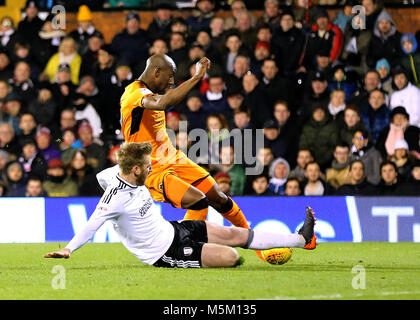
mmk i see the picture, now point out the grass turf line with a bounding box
[1,242,420,300]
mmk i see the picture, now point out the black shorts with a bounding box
[153,220,208,268]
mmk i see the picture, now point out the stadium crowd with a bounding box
[0,0,419,198]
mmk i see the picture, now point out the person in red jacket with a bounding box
[302,8,343,70]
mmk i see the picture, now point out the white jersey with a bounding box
[66,166,174,265]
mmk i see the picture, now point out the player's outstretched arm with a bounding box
[142,57,211,111]
[44,248,71,259]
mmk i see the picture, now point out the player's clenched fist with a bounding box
[194,57,211,79]
[44,248,71,259]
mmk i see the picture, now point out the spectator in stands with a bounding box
[270,9,305,77]
[0,149,9,178]
[105,0,147,8]
[110,12,149,67]
[301,161,334,196]
[17,112,37,145]
[71,94,102,139]
[0,122,20,156]
[18,138,47,179]
[175,131,191,156]
[359,88,390,144]
[367,11,403,69]
[363,0,384,31]
[43,158,78,197]
[34,13,66,68]
[268,157,290,195]
[17,1,44,46]
[214,172,232,196]
[219,145,245,196]
[166,111,180,132]
[79,31,105,77]
[284,177,302,196]
[206,114,230,166]
[168,32,189,66]
[225,54,250,91]
[338,105,369,148]
[43,37,82,85]
[299,104,339,170]
[208,16,226,58]
[263,119,288,160]
[327,89,346,122]
[170,17,195,47]
[376,58,393,95]
[182,90,207,132]
[398,160,420,195]
[224,0,256,30]
[59,127,83,164]
[233,108,252,131]
[69,148,103,197]
[349,129,382,185]
[50,63,76,111]
[299,71,330,122]
[302,8,343,70]
[55,108,77,142]
[399,33,420,87]
[328,64,356,101]
[2,92,23,135]
[333,0,355,33]
[222,32,248,75]
[186,0,215,33]
[147,3,173,43]
[2,160,26,197]
[289,149,313,182]
[257,0,281,28]
[201,75,229,114]
[27,81,57,129]
[0,51,13,81]
[25,175,48,197]
[235,11,257,52]
[389,67,420,128]
[9,61,36,105]
[69,5,101,56]
[35,126,60,164]
[388,139,416,180]
[326,143,351,189]
[376,106,420,158]
[107,145,120,167]
[260,58,293,108]
[272,101,299,166]
[336,160,378,195]
[0,180,7,196]
[377,160,406,195]
[0,16,18,56]
[348,70,381,108]
[252,174,276,196]
[77,121,107,172]
[251,41,270,76]
[11,42,41,80]
[242,72,271,128]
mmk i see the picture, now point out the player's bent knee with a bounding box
[201,244,240,268]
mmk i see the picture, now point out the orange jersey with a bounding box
[120,80,182,170]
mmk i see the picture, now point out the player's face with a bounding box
[135,155,152,186]
[156,66,175,94]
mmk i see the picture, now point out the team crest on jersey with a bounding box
[183,247,193,256]
[139,88,152,96]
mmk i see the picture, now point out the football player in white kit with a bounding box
[44,142,317,268]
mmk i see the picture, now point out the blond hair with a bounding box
[117,142,153,175]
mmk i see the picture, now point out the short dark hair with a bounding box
[335,142,350,150]
[380,160,398,173]
[350,159,364,171]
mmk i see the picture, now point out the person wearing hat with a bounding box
[182,89,208,131]
[366,10,403,70]
[399,33,420,87]
[3,160,27,197]
[79,31,105,77]
[77,120,107,172]
[17,1,44,46]
[110,12,149,67]
[389,66,420,128]
[43,157,78,197]
[376,106,420,158]
[302,7,343,69]
[263,118,288,160]
[375,58,393,95]
[299,71,330,122]
[328,64,357,101]
[299,103,340,171]
[27,82,57,130]
[3,92,24,135]
[388,139,417,180]
[147,2,173,43]
[68,5,102,56]
[33,13,66,67]
[214,172,232,196]
[35,125,61,164]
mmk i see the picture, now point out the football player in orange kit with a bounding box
[120,54,250,230]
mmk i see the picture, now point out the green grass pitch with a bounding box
[1,242,420,300]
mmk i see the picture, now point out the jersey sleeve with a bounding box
[96,165,120,191]
[65,188,123,252]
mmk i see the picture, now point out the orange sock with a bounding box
[183,208,209,221]
[220,198,250,229]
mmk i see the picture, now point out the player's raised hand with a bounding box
[44,248,71,259]
[194,57,211,79]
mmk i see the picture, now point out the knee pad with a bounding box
[188,197,209,210]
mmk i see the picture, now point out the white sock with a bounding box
[246,230,306,249]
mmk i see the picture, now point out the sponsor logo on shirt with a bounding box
[139,198,153,217]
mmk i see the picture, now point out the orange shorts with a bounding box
[145,155,215,208]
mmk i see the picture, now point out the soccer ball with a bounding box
[260,248,293,265]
